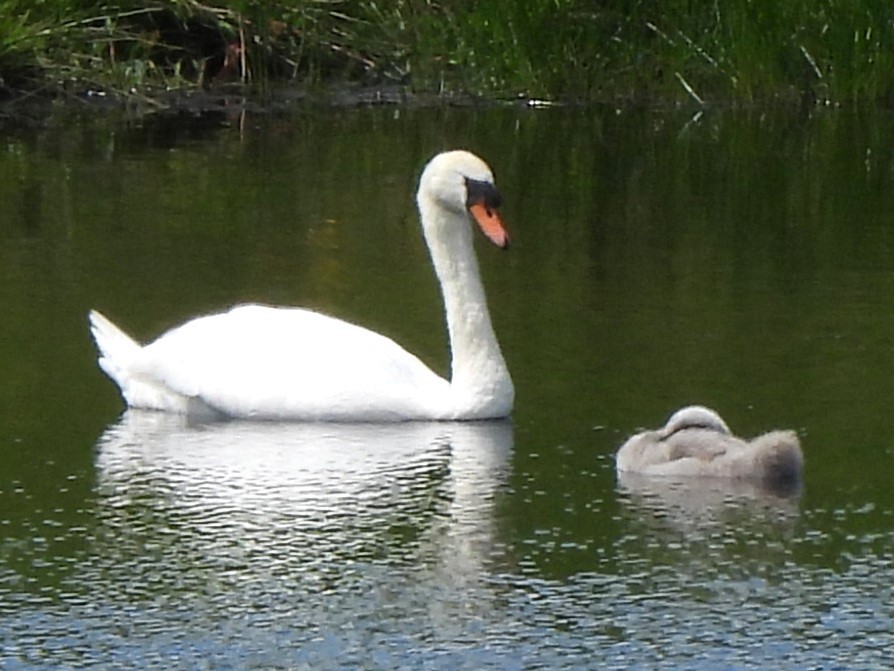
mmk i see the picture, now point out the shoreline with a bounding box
[4,2,894,123]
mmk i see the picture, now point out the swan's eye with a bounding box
[465,178,502,214]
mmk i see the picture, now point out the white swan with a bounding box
[89,150,514,421]
[615,405,803,482]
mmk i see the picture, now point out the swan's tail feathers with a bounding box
[89,309,142,387]
[88,310,209,415]
[752,430,804,484]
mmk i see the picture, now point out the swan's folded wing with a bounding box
[665,432,732,462]
[135,304,450,420]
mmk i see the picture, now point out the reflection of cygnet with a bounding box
[616,405,803,483]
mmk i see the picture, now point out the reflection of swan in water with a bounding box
[91,412,514,604]
[617,469,801,520]
[615,471,801,583]
[616,405,803,485]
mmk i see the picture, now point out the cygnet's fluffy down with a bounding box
[615,405,803,483]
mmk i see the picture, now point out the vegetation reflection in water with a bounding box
[2,105,894,668]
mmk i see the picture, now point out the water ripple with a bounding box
[3,413,894,668]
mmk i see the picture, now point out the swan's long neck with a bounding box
[420,199,513,418]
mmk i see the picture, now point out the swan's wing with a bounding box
[133,304,450,420]
[665,431,735,462]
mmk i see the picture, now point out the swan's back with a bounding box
[94,305,451,421]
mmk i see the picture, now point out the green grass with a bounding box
[3,0,894,107]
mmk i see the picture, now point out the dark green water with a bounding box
[2,103,894,668]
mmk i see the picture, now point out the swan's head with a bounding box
[660,405,731,440]
[417,150,510,249]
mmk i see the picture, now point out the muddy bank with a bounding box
[0,81,548,131]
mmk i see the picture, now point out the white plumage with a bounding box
[89,150,513,421]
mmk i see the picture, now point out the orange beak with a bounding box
[469,202,510,249]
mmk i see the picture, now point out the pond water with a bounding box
[2,101,894,668]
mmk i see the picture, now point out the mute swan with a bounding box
[89,150,514,421]
[615,405,803,482]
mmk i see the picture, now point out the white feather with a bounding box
[89,150,513,421]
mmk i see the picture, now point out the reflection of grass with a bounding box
[2,1,894,105]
